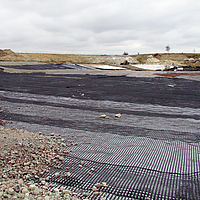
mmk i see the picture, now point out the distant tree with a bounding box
[123,52,128,55]
[165,45,170,53]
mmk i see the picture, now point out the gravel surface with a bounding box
[0,127,85,199]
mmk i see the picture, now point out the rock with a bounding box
[59,156,64,161]
[41,180,46,185]
[66,190,72,195]
[61,142,66,147]
[80,161,86,165]
[13,185,20,193]
[3,194,11,198]
[95,183,102,187]
[93,191,101,195]
[29,184,37,191]
[17,193,24,198]
[60,186,65,191]
[54,193,61,198]
[62,190,67,194]
[66,172,71,177]
[18,179,23,186]
[115,113,122,118]
[32,187,40,195]
[83,192,90,197]
[146,56,160,64]
[21,187,29,194]
[54,188,59,193]
[92,186,98,192]
[50,133,55,136]
[55,172,60,178]
[102,182,108,187]
[6,188,15,195]
[1,184,7,190]
[99,114,107,118]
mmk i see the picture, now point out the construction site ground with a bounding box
[0,64,200,199]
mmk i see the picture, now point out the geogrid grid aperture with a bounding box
[40,133,200,200]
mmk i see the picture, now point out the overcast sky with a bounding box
[0,0,200,54]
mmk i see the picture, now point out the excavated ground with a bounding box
[0,65,200,199]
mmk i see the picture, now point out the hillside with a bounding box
[0,49,200,70]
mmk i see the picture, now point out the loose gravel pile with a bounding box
[0,127,83,200]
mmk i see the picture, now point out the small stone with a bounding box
[7,188,15,195]
[79,164,83,168]
[91,168,95,171]
[50,133,55,136]
[61,143,66,147]
[83,192,90,197]
[3,194,11,198]
[24,192,29,198]
[41,180,46,185]
[32,188,40,195]
[45,182,49,187]
[95,183,102,187]
[93,191,101,195]
[17,193,24,198]
[54,188,59,193]
[115,113,122,118]
[59,156,64,161]
[60,186,65,191]
[24,162,30,166]
[66,190,72,195]
[29,184,36,191]
[55,172,60,178]
[80,161,86,165]
[54,193,61,198]
[21,188,29,194]
[1,184,7,190]
[66,172,71,177]
[62,190,67,194]
[99,114,107,118]
[13,185,20,193]
[92,186,98,192]
[102,182,108,187]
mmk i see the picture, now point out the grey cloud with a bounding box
[0,0,200,54]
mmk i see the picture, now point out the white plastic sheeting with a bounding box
[131,64,166,71]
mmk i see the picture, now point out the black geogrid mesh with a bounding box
[40,154,200,200]
[1,72,199,199]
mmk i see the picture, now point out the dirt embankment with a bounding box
[0,49,200,70]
